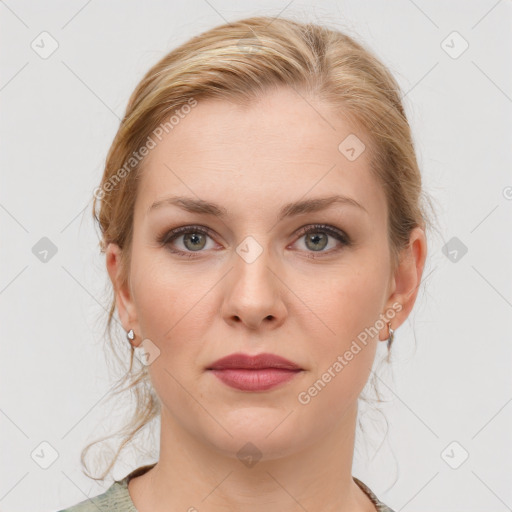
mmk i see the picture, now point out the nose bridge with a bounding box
[222,233,285,329]
[233,235,276,300]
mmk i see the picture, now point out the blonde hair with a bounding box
[83,14,437,480]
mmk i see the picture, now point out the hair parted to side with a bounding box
[84,14,437,481]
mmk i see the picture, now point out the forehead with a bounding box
[135,87,387,221]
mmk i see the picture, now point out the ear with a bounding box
[379,226,428,341]
[105,242,141,346]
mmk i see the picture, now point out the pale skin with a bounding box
[106,86,427,512]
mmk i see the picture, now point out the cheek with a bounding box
[129,255,229,397]
[130,264,214,421]
[294,345,375,443]
[294,261,388,350]
[131,244,213,336]
[291,258,387,408]
[295,275,381,420]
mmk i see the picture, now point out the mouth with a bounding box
[207,352,302,371]
[207,368,303,391]
[206,352,304,391]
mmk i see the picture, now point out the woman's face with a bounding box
[107,86,422,460]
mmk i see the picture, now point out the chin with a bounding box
[201,412,308,461]
[209,430,307,464]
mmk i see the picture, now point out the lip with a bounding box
[207,352,302,371]
[206,353,303,392]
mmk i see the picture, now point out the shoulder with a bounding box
[54,463,159,512]
[376,504,396,512]
[378,506,396,512]
[55,479,135,512]
[353,476,396,512]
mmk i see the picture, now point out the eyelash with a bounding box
[156,224,351,259]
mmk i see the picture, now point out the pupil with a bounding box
[184,233,205,251]
[307,233,327,251]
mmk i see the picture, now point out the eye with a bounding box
[157,223,351,259]
[157,225,217,258]
[292,224,351,258]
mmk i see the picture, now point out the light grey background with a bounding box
[1,1,511,511]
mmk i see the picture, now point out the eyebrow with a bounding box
[147,194,368,220]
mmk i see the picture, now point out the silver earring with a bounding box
[387,325,395,351]
[126,329,135,346]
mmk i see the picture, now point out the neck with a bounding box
[128,401,376,512]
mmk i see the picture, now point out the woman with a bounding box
[58,14,431,512]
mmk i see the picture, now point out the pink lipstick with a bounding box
[207,352,303,391]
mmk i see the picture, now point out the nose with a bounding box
[220,244,287,331]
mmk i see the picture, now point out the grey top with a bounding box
[57,463,395,512]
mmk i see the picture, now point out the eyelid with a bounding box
[158,223,350,257]
[294,224,350,244]
[157,224,216,246]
